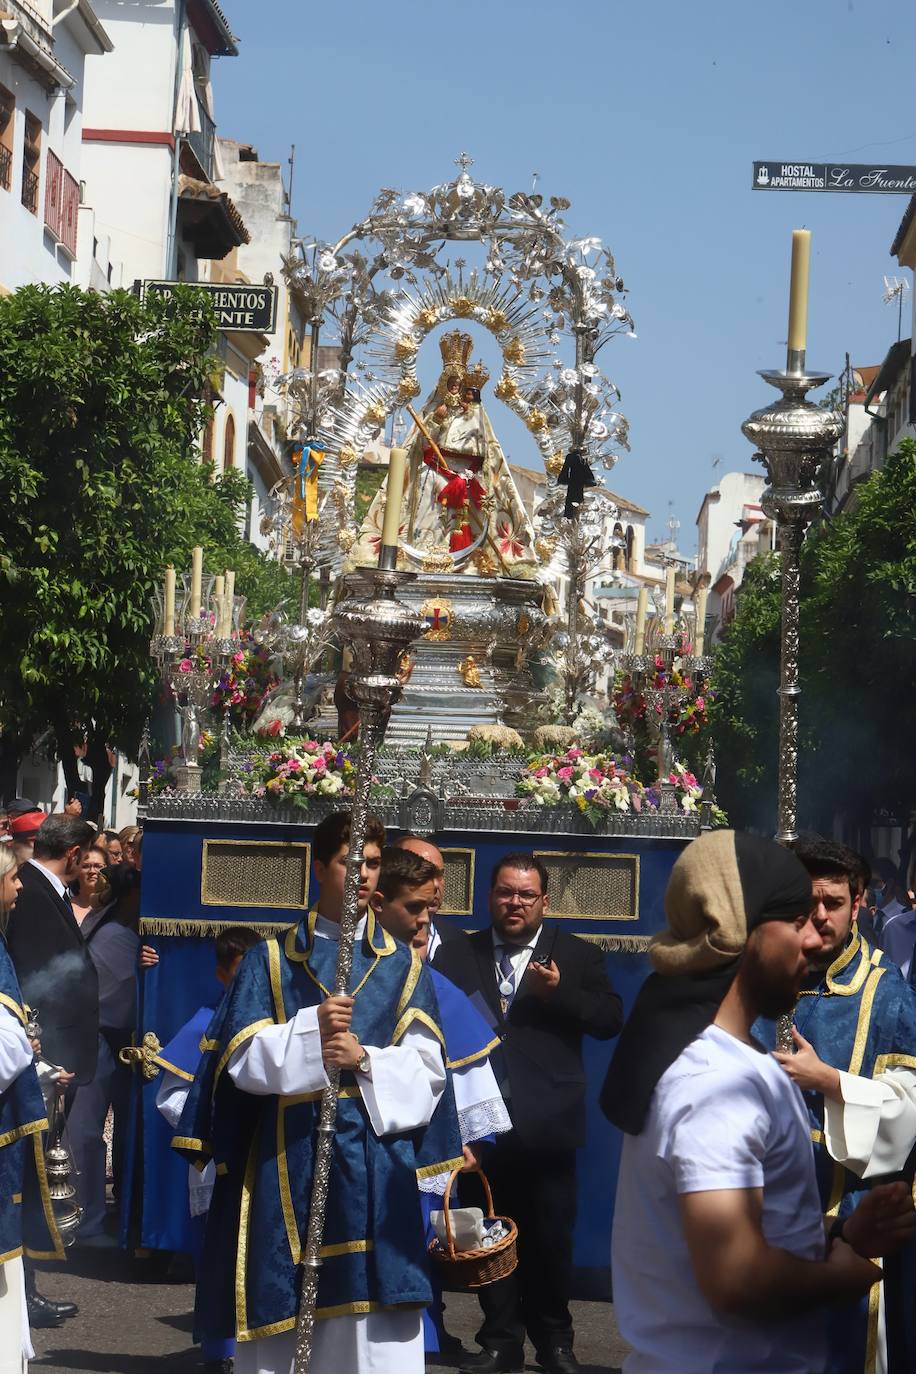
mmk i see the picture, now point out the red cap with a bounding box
[9,810,45,837]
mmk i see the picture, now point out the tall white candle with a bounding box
[787,229,811,356]
[224,570,236,637]
[190,546,203,621]
[163,565,176,637]
[664,567,676,634]
[694,588,708,656]
[634,586,648,655]
[380,447,407,551]
[213,574,225,636]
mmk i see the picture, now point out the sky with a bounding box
[213,0,916,551]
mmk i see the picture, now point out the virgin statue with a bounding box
[347,330,538,577]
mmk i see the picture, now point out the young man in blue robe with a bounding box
[173,812,462,1374]
[370,846,512,1353]
[0,856,63,1367]
[757,835,916,1374]
[156,925,262,1374]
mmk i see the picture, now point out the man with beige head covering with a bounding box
[604,831,915,1374]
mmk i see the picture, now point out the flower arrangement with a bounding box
[210,631,279,729]
[516,749,715,827]
[517,748,645,825]
[613,659,713,739]
[252,740,356,806]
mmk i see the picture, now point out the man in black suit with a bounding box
[5,811,97,1327]
[6,812,99,1087]
[435,852,623,1374]
[394,832,469,960]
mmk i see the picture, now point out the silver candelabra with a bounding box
[293,566,424,1374]
[742,362,843,842]
[149,575,246,794]
[620,629,712,811]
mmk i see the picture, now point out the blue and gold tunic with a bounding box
[757,927,916,1373]
[0,937,63,1267]
[174,910,462,1345]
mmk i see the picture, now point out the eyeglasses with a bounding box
[81,864,104,873]
[493,888,543,907]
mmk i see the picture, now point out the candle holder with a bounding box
[741,365,843,841]
[620,625,712,810]
[293,566,424,1374]
[149,574,246,794]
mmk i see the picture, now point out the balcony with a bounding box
[21,168,38,213]
[186,101,216,181]
[0,144,11,191]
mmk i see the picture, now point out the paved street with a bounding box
[30,1250,629,1373]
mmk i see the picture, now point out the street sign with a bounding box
[753,162,916,195]
[143,280,278,332]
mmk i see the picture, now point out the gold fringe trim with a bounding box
[579,934,652,953]
[448,1036,501,1070]
[140,918,295,938]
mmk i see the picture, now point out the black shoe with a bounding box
[201,1362,233,1374]
[459,1349,525,1374]
[48,1297,79,1319]
[440,1329,465,1354]
[26,1293,66,1329]
[537,1348,580,1374]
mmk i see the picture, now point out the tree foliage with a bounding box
[0,283,291,809]
[710,439,916,836]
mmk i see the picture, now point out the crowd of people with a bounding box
[0,800,915,1374]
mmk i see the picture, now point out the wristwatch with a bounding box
[355,1046,371,1074]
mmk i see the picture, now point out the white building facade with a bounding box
[0,0,112,295]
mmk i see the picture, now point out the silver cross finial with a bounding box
[455,151,474,176]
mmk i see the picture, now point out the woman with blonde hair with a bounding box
[0,847,63,1369]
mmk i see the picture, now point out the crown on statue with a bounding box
[464,358,490,392]
[439,329,474,373]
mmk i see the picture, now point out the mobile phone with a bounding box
[530,924,558,968]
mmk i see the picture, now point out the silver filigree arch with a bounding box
[277,155,635,563]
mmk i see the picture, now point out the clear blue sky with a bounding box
[213,0,916,550]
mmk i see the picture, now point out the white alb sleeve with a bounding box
[358,1020,446,1137]
[155,1073,191,1130]
[0,1002,34,1092]
[227,1005,329,1097]
[824,1066,916,1178]
[452,1058,512,1144]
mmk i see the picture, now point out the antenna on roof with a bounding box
[287,144,296,214]
[883,275,909,341]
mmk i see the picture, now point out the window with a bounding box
[223,413,236,469]
[21,112,40,214]
[0,85,13,193]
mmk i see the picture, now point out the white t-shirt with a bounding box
[612,1024,827,1373]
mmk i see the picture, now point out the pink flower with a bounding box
[534,767,549,778]
[556,766,574,783]
[313,756,327,773]
[588,768,603,781]
[178,658,193,673]
[694,697,705,711]
[566,748,583,759]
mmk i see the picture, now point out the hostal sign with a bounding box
[753,162,916,194]
[143,280,278,333]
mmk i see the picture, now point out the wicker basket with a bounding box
[428,1167,518,1289]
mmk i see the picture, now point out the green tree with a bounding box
[0,283,291,815]
[710,439,916,840]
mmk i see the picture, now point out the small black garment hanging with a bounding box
[557,447,596,517]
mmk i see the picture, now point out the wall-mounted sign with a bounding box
[143,280,278,332]
[753,162,916,195]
